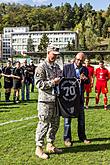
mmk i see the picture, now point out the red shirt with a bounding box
[86,65,94,83]
[95,67,109,81]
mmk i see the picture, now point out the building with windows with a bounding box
[0,34,2,60]
[2,27,29,60]
[2,27,78,60]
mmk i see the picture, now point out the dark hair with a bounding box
[99,60,104,64]
[85,57,90,61]
[7,60,11,63]
[16,61,20,64]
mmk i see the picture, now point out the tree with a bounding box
[97,12,103,37]
[38,33,49,52]
[27,34,35,52]
[80,34,87,50]
[65,41,72,50]
[107,39,110,50]
[102,22,108,38]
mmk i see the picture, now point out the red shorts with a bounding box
[84,84,92,93]
[95,80,108,94]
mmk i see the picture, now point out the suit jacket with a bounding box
[63,63,89,94]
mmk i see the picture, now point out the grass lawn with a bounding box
[0,77,110,165]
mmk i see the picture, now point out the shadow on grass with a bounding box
[74,137,110,143]
[84,96,95,99]
[20,99,38,103]
[91,137,110,142]
[0,110,10,112]
[87,105,104,109]
[27,99,38,103]
[86,104,110,110]
[62,142,110,153]
[48,137,110,155]
[0,102,18,106]
[0,105,20,112]
[0,106,19,109]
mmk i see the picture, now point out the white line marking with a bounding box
[2,122,36,134]
[0,115,37,126]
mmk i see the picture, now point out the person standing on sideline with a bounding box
[0,68,2,101]
[95,60,109,110]
[12,61,23,103]
[2,60,13,102]
[35,44,62,159]
[21,59,31,101]
[84,58,94,109]
[29,60,36,92]
[63,52,91,147]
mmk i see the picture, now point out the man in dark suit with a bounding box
[63,52,91,147]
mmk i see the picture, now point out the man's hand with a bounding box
[51,77,60,85]
[80,73,88,81]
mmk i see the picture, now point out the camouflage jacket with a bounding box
[35,59,62,102]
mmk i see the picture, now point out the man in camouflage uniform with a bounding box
[35,44,62,159]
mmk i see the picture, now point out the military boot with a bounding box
[35,146,48,159]
[46,143,62,154]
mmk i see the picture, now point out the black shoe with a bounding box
[6,100,10,102]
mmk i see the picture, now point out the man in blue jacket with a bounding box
[63,52,91,147]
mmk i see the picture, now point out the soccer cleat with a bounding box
[86,105,88,109]
[35,146,48,159]
[104,105,107,110]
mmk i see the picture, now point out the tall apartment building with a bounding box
[0,34,2,60]
[2,27,78,60]
[2,27,29,60]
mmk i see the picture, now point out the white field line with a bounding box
[0,115,38,126]
[2,122,36,134]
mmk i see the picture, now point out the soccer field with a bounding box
[0,79,110,165]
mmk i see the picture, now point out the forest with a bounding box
[0,2,110,51]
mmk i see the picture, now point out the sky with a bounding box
[0,0,110,11]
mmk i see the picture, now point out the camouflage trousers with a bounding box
[35,102,60,147]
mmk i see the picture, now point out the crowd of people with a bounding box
[0,59,36,103]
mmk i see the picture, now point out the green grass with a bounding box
[0,78,110,165]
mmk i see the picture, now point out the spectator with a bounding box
[0,68,2,100]
[12,61,23,103]
[2,61,13,102]
[21,59,31,101]
[29,60,36,92]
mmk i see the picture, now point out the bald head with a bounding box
[76,52,85,60]
[75,52,85,68]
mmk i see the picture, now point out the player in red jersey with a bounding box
[95,60,109,110]
[84,58,94,109]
